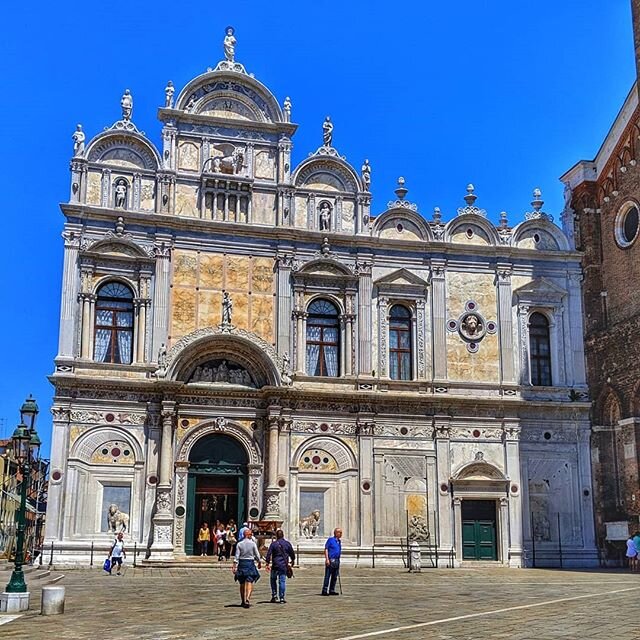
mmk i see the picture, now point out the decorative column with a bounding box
[567,272,587,386]
[452,497,462,566]
[518,304,531,385]
[79,293,94,359]
[499,497,510,565]
[357,417,376,548]
[150,406,175,558]
[344,314,354,376]
[142,408,161,546]
[503,419,523,567]
[133,173,141,210]
[356,259,373,375]
[431,260,447,381]
[44,407,71,543]
[151,236,172,362]
[576,415,597,556]
[248,465,264,521]
[434,416,453,560]
[134,298,150,363]
[246,142,255,179]
[378,296,389,378]
[264,410,281,519]
[58,227,82,359]
[496,264,516,384]
[416,298,428,380]
[69,159,86,204]
[276,254,294,356]
[173,461,190,557]
[101,168,111,207]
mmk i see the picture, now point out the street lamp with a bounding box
[5,396,40,597]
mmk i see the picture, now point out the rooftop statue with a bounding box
[121,89,133,121]
[164,81,174,108]
[362,159,371,190]
[72,124,85,156]
[223,26,236,62]
[322,116,333,147]
[283,96,292,122]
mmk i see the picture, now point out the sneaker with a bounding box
[270,596,278,603]
[280,598,286,604]
[321,592,329,596]
[329,591,339,596]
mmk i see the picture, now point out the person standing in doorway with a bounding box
[198,522,211,556]
[109,532,127,576]
[321,527,342,595]
[266,528,296,603]
[233,528,261,608]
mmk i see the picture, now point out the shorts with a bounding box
[111,557,123,566]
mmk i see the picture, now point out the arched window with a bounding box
[306,299,340,377]
[94,282,134,364]
[389,305,412,380]
[529,312,551,386]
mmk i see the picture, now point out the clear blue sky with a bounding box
[0,1,634,455]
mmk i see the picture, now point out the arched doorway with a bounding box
[184,434,248,555]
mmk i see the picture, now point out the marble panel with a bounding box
[175,183,198,217]
[254,149,276,180]
[251,258,274,294]
[198,290,222,328]
[294,196,307,227]
[251,294,274,342]
[232,293,250,331]
[171,287,197,338]
[342,200,355,233]
[199,253,224,290]
[140,179,155,211]
[173,250,198,287]
[86,171,102,205]
[226,256,250,291]
[446,272,500,382]
[304,173,342,192]
[178,142,199,171]
[102,149,145,169]
[252,192,275,225]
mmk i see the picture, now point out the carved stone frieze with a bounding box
[449,427,503,440]
[292,421,358,436]
[51,407,71,422]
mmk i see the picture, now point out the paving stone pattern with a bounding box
[1,566,639,639]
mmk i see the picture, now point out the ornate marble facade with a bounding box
[47,30,597,567]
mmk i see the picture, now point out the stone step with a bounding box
[46,575,65,585]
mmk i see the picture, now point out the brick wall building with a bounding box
[561,0,640,554]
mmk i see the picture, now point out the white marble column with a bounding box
[431,260,447,381]
[276,255,294,356]
[150,407,175,558]
[517,304,531,385]
[151,236,172,362]
[58,228,82,359]
[452,497,462,566]
[44,408,71,543]
[357,260,373,375]
[496,265,516,384]
[345,315,354,375]
[576,417,597,554]
[358,419,375,548]
[434,416,453,562]
[503,419,523,567]
[264,412,281,519]
[378,296,389,378]
[79,294,92,359]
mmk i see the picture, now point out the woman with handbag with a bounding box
[265,528,296,604]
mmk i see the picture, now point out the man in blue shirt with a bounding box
[321,527,342,595]
[238,522,249,541]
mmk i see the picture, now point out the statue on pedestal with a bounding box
[283,96,292,121]
[322,116,333,147]
[72,124,85,156]
[361,159,371,190]
[221,292,233,325]
[223,26,236,62]
[164,81,174,108]
[121,89,133,121]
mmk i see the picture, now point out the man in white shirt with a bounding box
[109,532,126,576]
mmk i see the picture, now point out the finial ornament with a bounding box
[322,116,333,147]
[164,81,174,108]
[223,26,236,62]
[457,183,486,217]
[283,96,292,122]
[361,159,371,190]
[525,187,554,221]
[395,177,408,200]
[72,124,85,156]
[121,89,133,121]
[387,177,418,211]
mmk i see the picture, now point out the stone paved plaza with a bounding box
[1,565,639,639]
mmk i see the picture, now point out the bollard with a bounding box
[41,586,65,616]
[409,541,421,573]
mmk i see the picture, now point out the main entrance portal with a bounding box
[185,434,248,555]
[461,500,498,561]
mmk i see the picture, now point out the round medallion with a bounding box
[175,506,186,517]
[249,507,259,518]
[440,483,449,493]
[51,470,62,482]
[105,413,115,423]
[459,312,486,342]
[362,481,371,492]
[472,429,481,438]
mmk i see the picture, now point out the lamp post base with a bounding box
[0,591,30,613]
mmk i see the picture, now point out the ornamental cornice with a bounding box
[449,426,503,440]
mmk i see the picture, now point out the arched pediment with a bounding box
[372,208,433,242]
[298,257,354,277]
[86,131,161,170]
[174,71,284,123]
[293,436,357,472]
[453,460,506,481]
[445,214,500,246]
[511,219,569,251]
[86,236,151,259]
[163,326,284,387]
[71,426,143,464]
[293,157,361,193]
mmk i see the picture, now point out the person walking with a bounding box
[198,522,211,556]
[233,528,261,608]
[321,527,342,596]
[265,528,296,604]
[109,531,127,576]
[238,521,250,541]
[216,524,227,561]
[628,532,639,571]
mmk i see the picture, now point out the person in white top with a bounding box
[626,534,638,571]
[109,532,127,575]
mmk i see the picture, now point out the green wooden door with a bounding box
[461,500,498,561]
[237,475,246,524]
[185,473,197,555]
